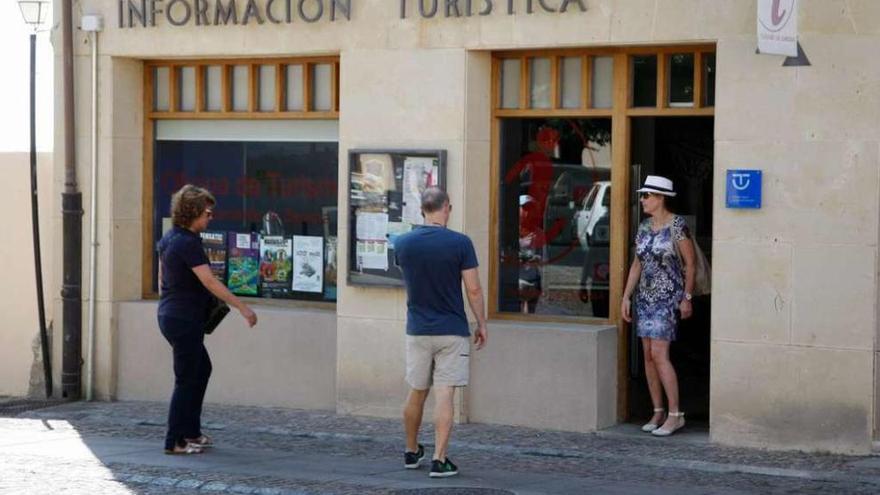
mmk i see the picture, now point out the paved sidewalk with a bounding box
[2,400,880,494]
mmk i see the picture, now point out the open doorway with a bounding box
[627,116,714,424]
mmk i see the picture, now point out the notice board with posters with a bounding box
[348,149,447,287]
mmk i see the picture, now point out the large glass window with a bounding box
[153,122,339,302]
[498,118,612,318]
[491,48,715,322]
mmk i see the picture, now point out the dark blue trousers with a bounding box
[158,315,212,450]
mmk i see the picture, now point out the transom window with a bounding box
[147,57,339,118]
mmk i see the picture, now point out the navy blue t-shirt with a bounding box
[393,225,479,336]
[157,227,212,322]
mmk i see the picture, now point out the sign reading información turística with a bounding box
[117,0,587,28]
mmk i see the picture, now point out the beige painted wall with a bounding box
[0,152,54,397]
[117,301,337,409]
[710,30,880,453]
[50,0,880,452]
[336,46,473,418]
[469,322,617,432]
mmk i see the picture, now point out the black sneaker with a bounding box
[429,457,459,478]
[404,444,425,469]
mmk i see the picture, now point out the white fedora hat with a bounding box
[637,175,677,197]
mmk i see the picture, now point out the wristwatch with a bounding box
[683,292,693,301]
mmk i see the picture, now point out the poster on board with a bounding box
[402,157,439,225]
[227,233,260,296]
[259,236,293,298]
[293,235,324,293]
[200,231,227,283]
[351,153,394,207]
[347,149,446,287]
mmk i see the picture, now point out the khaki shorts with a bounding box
[405,335,470,390]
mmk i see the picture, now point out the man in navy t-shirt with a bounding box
[393,187,487,478]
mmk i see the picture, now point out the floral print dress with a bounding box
[634,215,688,341]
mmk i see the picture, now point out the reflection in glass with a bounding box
[560,57,582,109]
[179,66,196,111]
[668,54,694,107]
[529,57,552,109]
[703,53,716,107]
[206,66,223,111]
[632,55,657,107]
[154,67,170,111]
[259,65,276,112]
[498,118,613,318]
[591,56,613,109]
[286,65,304,111]
[500,58,521,109]
[232,65,249,112]
[312,64,333,111]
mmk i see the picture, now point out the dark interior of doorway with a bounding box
[628,116,713,423]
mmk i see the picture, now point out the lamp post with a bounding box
[17,0,52,398]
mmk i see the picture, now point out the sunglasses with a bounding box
[640,192,657,200]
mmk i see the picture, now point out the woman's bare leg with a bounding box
[642,338,666,425]
[649,339,683,430]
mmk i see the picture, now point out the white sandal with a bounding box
[641,408,666,432]
[651,411,685,436]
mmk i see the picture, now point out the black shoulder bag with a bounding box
[203,296,230,335]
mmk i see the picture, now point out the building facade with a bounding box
[41,0,880,454]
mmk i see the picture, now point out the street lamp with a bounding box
[18,0,50,26]
[17,0,52,398]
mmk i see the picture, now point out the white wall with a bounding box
[0,152,54,397]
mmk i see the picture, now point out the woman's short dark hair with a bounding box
[171,184,216,228]
[421,187,449,214]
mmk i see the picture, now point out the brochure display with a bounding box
[347,149,446,287]
[227,233,260,296]
[200,231,227,282]
[292,235,324,293]
[323,235,338,300]
[259,236,293,298]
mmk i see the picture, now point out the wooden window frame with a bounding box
[490,45,715,420]
[141,56,340,299]
[144,56,340,121]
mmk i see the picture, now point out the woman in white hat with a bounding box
[621,175,696,436]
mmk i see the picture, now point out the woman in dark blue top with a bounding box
[157,185,258,455]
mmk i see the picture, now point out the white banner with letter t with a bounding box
[758,0,798,57]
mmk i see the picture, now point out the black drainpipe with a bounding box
[61,0,82,400]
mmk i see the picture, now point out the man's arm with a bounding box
[462,268,487,349]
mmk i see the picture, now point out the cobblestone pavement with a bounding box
[2,400,880,494]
